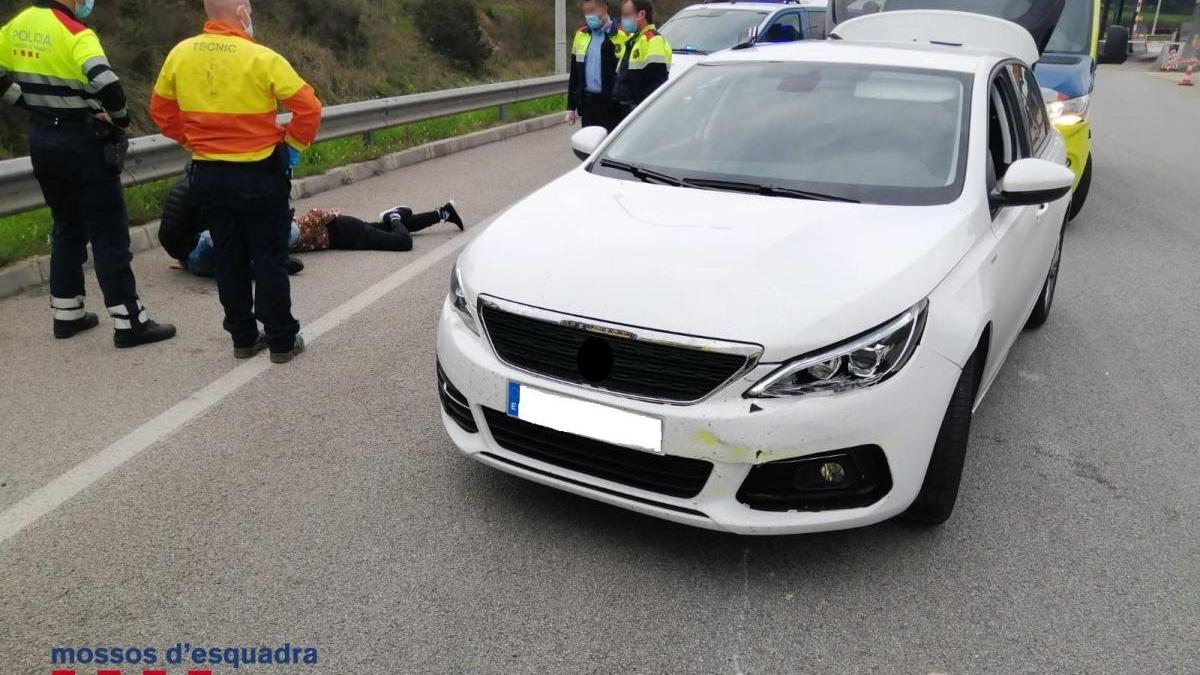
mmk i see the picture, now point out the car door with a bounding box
[986,64,1044,364]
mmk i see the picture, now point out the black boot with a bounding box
[442,201,465,231]
[270,335,306,364]
[234,333,269,360]
[286,256,305,275]
[114,321,178,349]
[54,312,100,339]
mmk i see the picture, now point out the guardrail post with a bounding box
[498,104,509,123]
[362,131,374,146]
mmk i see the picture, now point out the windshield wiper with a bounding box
[680,177,860,203]
[598,159,684,186]
[672,47,709,55]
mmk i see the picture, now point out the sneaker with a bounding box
[442,201,465,231]
[54,312,100,339]
[114,320,177,349]
[379,205,411,230]
[286,256,305,276]
[270,335,306,364]
[234,333,269,360]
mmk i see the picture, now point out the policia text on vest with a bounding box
[151,1,322,364]
[0,0,177,348]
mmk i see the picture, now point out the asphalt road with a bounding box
[1,65,1197,674]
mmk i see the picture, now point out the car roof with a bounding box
[677,0,829,13]
[700,38,1005,74]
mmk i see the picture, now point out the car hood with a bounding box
[460,171,974,362]
[668,53,705,79]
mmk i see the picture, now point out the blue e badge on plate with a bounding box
[507,381,521,416]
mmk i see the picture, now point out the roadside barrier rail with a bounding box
[0,74,568,218]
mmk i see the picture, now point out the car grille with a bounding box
[479,300,756,403]
[482,408,713,499]
[437,362,478,433]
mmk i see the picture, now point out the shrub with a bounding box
[414,0,492,71]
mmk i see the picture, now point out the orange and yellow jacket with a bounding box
[150,21,322,163]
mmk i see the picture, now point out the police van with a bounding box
[660,0,829,76]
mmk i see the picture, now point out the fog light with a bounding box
[819,461,846,485]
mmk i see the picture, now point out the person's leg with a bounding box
[29,135,95,337]
[197,166,258,349]
[329,215,412,251]
[242,161,300,355]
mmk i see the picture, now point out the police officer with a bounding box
[0,0,176,347]
[566,0,627,132]
[151,0,322,364]
[612,0,672,126]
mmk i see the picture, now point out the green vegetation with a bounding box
[0,95,564,267]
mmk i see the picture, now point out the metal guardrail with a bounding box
[0,74,568,218]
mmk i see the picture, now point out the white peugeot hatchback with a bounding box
[437,11,1075,535]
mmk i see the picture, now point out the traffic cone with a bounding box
[1181,65,1195,87]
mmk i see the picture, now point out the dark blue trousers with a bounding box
[29,126,141,322]
[190,147,299,352]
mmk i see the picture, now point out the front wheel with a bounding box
[902,354,978,526]
[1067,154,1092,221]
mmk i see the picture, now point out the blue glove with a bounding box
[287,146,302,170]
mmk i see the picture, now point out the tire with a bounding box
[903,354,977,526]
[1067,154,1092,221]
[1025,218,1065,330]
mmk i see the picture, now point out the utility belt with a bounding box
[29,112,130,171]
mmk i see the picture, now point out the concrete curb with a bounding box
[0,112,564,301]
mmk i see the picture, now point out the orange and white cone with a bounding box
[1181,65,1195,87]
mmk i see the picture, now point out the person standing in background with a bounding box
[150,0,322,364]
[612,0,672,126]
[567,0,627,131]
[0,0,176,347]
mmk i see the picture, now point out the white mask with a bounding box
[237,6,255,37]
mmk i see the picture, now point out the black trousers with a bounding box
[29,126,141,324]
[191,147,299,352]
[579,93,618,131]
[327,209,443,252]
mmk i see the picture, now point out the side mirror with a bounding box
[571,126,608,161]
[733,25,760,49]
[990,158,1075,209]
[1099,25,1130,64]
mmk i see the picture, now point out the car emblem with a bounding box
[577,336,615,383]
[561,320,636,341]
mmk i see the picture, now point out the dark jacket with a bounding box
[613,27,671,110]
[566,23,626,111]
[157,169,201,261]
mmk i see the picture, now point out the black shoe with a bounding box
[442,201,465,231]
[379,205,412,232]
[54,312,100,339]
[114,321,177,349]
[286,256,305,275]
[234,333,269,360]
[270,335,305,364]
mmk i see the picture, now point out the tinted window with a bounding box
[595,62,973,206]
[1008,64,1050,151]
[762,13,803,43]
[659,9,769,54]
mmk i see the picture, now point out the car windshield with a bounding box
[1045,0,1094,55]
[593,62,972,206]
[658,9,770,54]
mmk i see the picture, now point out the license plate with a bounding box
[507,382,663,454]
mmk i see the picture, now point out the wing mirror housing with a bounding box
[989,158,1075,209]
[1099,25,1130,64]
[733,25,760,49]
[571,126,609,161]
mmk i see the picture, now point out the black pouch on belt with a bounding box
[86,114,130,171]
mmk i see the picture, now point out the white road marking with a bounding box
[0,230,476,547]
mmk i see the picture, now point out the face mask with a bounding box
[238,6,255,37]
[74,0,94,20]
[621,17,638,33]
[584,14,603,30]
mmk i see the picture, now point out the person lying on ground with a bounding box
[157,171,464,277]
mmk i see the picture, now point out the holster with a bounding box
[85,115,130,171]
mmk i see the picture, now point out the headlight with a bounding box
[449,262,479,335]
[1043,89,1090,123]
[745,300,928,399]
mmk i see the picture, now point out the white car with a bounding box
[437,11,1075,535]
[660,0,829,77]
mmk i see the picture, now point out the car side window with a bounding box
[987,72,1026,191]
[1007,64,1050,153]
[806,11,827,39]
[762,12,803,43]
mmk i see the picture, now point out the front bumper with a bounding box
[436,299,963,535]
